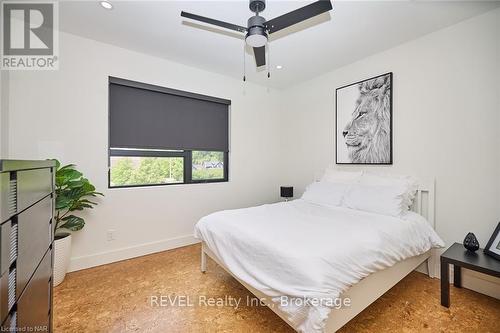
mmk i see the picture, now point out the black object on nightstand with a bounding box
[440,242,500,307]
[463,232,479,252]
[280,186,293,201]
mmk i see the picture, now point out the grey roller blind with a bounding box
[109,77,230,152]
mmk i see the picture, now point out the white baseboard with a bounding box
[415,258,500,300]
[455,267,500,300]
[68,235,200,272]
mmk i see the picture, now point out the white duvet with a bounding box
[194,199,444,332]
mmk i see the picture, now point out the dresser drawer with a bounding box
[17,249,51,332]
[17,169,52,213]
[16,196,52,298]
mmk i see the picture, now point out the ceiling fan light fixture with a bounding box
[245,15,268,48]
[245,34,267,47]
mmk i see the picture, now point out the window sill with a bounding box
[108,179,229,189]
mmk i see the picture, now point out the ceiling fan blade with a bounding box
[265,0,333,34]
[181,11,247,33]
[253,46,266,67]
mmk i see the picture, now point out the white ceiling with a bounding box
[59,1,500,88]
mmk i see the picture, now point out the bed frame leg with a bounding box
[201,246,207,273]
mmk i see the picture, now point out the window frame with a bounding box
[108,149,228,189]
[107,77,230,189]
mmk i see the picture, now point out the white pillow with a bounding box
[321,169,363,184]
[343,183,407,217]
[302,182,351,208]
[359,173,418,211]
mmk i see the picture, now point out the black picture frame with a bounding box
[335,72,393,165]
[484,222,500,261]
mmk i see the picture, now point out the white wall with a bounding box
[7,31,284,271]
[280,8,500,297]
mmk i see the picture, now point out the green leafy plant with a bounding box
[54,160,103,237]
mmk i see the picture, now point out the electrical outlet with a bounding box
[106,229,116,241]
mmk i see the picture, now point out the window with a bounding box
[192,151,224,181]
[108,77,229,188]
[110,155,184,187]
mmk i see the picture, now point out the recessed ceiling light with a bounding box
[100,1,113,10]
[276,65,283,70]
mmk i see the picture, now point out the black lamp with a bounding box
[280,186,293,202]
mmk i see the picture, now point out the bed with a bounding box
[195,179,444,332]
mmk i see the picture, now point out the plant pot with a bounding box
[53,233,72,287]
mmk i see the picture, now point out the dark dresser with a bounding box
[0,160,56,332]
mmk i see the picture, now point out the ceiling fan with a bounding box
[181,0,333,68]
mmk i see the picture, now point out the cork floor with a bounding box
[54,244,500,333]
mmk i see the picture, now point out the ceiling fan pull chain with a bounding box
[243,44,246,82]
[267,45,270,79]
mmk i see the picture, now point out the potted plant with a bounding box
[53,160,103,286]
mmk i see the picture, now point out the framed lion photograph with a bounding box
[335,72,393,164]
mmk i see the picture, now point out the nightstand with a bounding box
[440,242,500,307]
